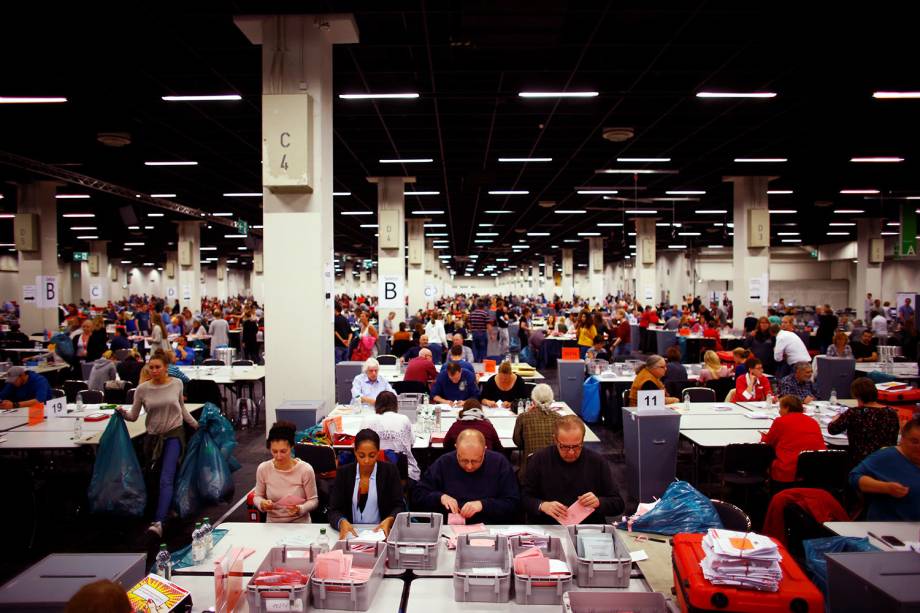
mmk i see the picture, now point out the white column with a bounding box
[81,240,109,306]
[635,217,657,305]
[237,14,357,426]
[726,176,771,319]
[176,221,202,316]
[855,219,882,312]
[343,259,355,296]
[371,176,413,323]
[561,248,574,301]
[407,218,426,317]
[543,255,555,298]
[588,237,605,304]
[16,181,60,334]
[216,257,230,300]
[250,246,264,304]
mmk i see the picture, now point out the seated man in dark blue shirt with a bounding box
[412,429,519,523]
[431,361,479,405]
[0,366,52,408]
[439,344,475,374]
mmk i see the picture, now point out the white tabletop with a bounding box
[678,413,773,430]
[593,364,701,384]
[172,573,406,613]
[671,402,751,416]
[824,521,920,549]
[679,429,765,448]
[177,365,266,384]
[379,364,544,383]
[855,363,919,379]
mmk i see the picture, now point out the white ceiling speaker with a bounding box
[537,200,556,208]
[602,127,634,142]
[97,132,131,147]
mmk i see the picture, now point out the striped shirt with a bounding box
[468,308,491,331]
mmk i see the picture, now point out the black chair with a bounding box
[392,451,410,481]
[392,380,429,395]
[681,386,716,402]
[665,379,691,398]
[104,385,131,405]
[63,380,88,403]
[79,390,104,404]
[50,388,66,399]
[185,379,224,410]
[202,359,225,366]
[391,339,413,358]
[710,499,752,531]
[706,378,736,403]
[795,449,851,503]
[232,360,254,367]
[376,354,398,366]
[721,443,775,512]
[126,388,136,404]
[295,443,338,522]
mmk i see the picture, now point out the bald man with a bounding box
[403,347,439,386]
[412,429,519,523]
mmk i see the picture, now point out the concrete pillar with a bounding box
[343,259,355,296]
[80,240,110,306]
[16,181,60,334]
[162,251,178,306]
[855,219,882,313]
[726,176,771,319]
[561,248,574,301]
[407,218,426,317]
[588,237,605,304]
[176,221,202,316]
[635,217,657,306]
[371,176,413,322]
[250,246,264,304]
[216,257,230,300]
[544,255,555,298]
[529,260,539,295]
[237,13,357,426]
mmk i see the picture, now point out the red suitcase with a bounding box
[877,387,920,404]
[671,533,824,613]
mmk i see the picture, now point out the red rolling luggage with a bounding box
[877,387,920,404]
[671,533,824,613]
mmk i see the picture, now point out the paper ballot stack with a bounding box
[701,529,783,592]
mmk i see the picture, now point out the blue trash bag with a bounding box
[197,402,241,472]
[866,370,898,384]
[803,536,876,608]
[581,376,601,423]
[626,481,723,535]
[175,428,234,518]
[50,332,75,360]
[87,412,147,517]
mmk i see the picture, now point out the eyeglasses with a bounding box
[556,442,583,453]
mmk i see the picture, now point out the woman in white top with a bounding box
[359,390,420,481]
[252,421,319,523]
[424,311,448,362]
[147,319,171,355]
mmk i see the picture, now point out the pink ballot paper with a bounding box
[448,513,466,525]
[559,500,593,526]
[275,495,306,507]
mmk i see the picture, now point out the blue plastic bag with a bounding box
[197,402,241,472]
[50,332,74,360]
[581,376,601,423]
[174,403,238,518]
[87,412,147,517]
[627,481,723,535]
[520,346,535,366]
[803,536,876,609]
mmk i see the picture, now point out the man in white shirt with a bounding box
[864,293,873,323]
[773,316,810,378]
[871,310,889,340]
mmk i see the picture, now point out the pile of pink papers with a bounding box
[312,549,373,583]
[447,513,466,525]
[446,523,487,550]
[513,546,570,577]
[558,500,593,526]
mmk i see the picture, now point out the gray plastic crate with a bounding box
[453,534,512,603]
[246,546,315,613]
[562,591,669,612]
[310,541,386,611]
[566,525,632,588]
[510,535,573,605]
[385,512,443,570]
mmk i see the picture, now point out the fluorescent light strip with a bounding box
[498,157,552,162]
[333,191,351,196]
[150,193,177,198]
[840,189,880,195]
[651,197,697,202]
[144,161,198,166]
[518,91,598,98]
[666,190,706,195]
[125,242,145,246]
[199,247,217,251]
[474,239,493,244]
[625,210,658,214]
[405,191,440,196]
[734,158,788,163]
[887,222,901,226]
[477,232,498,236]
[527,232,550,236]
[555,209,586,214]
[769,210,796,214]
[162,94,241,101]
[379,158,432,164]
[777,232,800,236]
[412,210,444,215]
[696,92,777,98]
[76,235,98,239]
[578,232,600,236]
[0,96,68,103]
[850,157,904,163]
[834,209,864,214]
[597,169,675,174]
[667,244,687,249]
[696,210,728,214]
[340,211,374,216]
[707,245,724,249]
[339,93,419,99]
[488,190,529,195]
[617,157,670,163]
[224,234,247,238]
[55,194,90,199]
[62,213,94,218]
[880,231,899,236]
[827,232,851,236]
[359,224,378,229]
[873,91,920,99]
[677,232,701,236]
[768,190,793,195]
[829,222,856,226]
[69,226,96,231]
[484,210,515,214]
[597,222,624,227]
[252,224,263,229]
[223,192,261,197]
[426,233,448,237]
[577,189,618,195]
[423,223,446,228]
[147,213,164,217]
[781,239,802,243]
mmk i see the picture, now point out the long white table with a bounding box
[824,521,920,550]
[379,364,545,383]
[177,365,266,384]
[856,362,919,381]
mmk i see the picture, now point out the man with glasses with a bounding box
[522,415,624,524]
[412,429,519,523]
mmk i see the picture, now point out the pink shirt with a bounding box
[253,459,319,523]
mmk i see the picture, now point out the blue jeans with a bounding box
[579,345,590,359]
[615,343,631,357]
[334,346,350,364]
[156,437,182,523]
[472,331,488,362]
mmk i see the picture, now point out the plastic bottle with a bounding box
[155,544,172,580]
[829,388,838,406]
[191,523,205,563]
[201,517,213,552]
[75,391,84,414]
[683,391,691,412]
[72,416,83,441]
[316,528,330,554]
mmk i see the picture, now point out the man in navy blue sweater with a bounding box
[412,429,519,523]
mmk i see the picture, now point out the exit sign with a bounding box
[236,220,249,236]
[73,251,89,261]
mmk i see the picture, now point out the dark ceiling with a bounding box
[1,2,917,278]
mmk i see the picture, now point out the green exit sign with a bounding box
[73,251,89,261]
[236,220,249,236]
[810,250,818,258]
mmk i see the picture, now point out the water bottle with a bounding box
[201,517,213,552]
[766,393,775,411]
[155,544,172,580]
[73,416,83,441]
[434,405,442,431]
[191,523,205,563]
[683,391,691,411]
[316,528,330,553]
[421,393,429,406]
[75,391,84,414]
[829,388,837,406]
[517,399,525,414]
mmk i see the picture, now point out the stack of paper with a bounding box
[513,546,571,576]
[701,529,782,592]
[576,532,616,560]
[351,529,386,542]
[313,549,373,583]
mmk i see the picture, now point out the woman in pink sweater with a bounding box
[253,422,319,523]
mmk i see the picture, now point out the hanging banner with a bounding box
[900,203,917,256]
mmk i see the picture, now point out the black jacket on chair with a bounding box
[327,461,406,530]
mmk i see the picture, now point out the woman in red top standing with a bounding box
[761,395,826,484]
[735,358,773,401]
